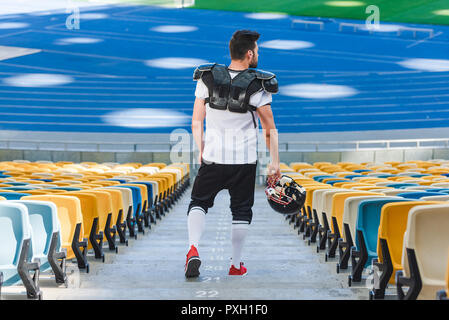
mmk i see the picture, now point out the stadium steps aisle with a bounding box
[34,186,367,300]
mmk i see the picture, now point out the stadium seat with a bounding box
[385,183,420,189]
[104,186,132,245]
[420,195,449,201]
[396,204,449,300]
[322,189,358,259]
[63,192,105,260]
[330,192,383,272]
[21,195,89,272]
[301,185,331,243]
[10,200,67,285]
[312,188,344,251]
[0,202,42,299]
[0,192,31,199]
[80,190,118,252]
[132,181,156,226]
[371,201,442,299]
[95,188,124,249]
[114,185,142,238]
[396,192,447,199]
[349,198,410,286]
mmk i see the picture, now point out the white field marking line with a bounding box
[0,29,32,39]
[290,108,449,118]
[406,31,444,49]
[299,100,449,110]
[317,73,449,84]
[276,117,449,126]
[0,104,195,112]
[0,120,189,126]
[0,61,144,78]
[0,86,193,90]
[0,111,191,119]
[0,90,192,97]
[0,97,195,103]
[274,93,449,103]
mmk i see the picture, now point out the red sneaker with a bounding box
[229,262,247,276]
[185,245,201,278]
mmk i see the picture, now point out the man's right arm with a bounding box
[192,97,206,164]
[257,104,281,178]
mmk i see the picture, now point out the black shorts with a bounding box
[188,161,257,224]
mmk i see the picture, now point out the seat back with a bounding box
[0,192,31,199]
[420,195,449,201]
[95,188,123,225]
[76,190,112,231]
[105,186,132,223]
[397,192,447,199]
[21,195,83,260]
[380,189,420,196]
[331,192,382,234]
[356,198,410,266]
[378,201,442,284]
[63,192,101,245]
[114,186,142,218]
[10,200,59,270]
[402,204,449,299]
[342,195,391,243]
[0,202,31,285]
[323,189,357,231]
[312,188,343,227]
[120,184,147,212]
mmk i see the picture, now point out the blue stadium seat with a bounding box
[353,170,372,173]
[349,198,409,285]
[10,200,67,286]
[344,174,364,179]
[3,182,29,186]
[385,183,420,189]
[326,180,350,186]
[397,192,447,199]
[49,187,83,191]
[313,175,336,182]
[0,202,42,299]
[427,188,449,193]
[0,192,31,200]
[104,178,128,184]
[114,185,142,238]
[132,181,156,225]
[0,186,40,191]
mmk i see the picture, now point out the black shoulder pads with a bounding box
[193,63,216,80]
[254,69,275,80]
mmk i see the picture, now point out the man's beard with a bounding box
[249,58,258,68]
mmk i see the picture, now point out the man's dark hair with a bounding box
[229,30,260,60]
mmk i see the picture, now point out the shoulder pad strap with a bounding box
[254,69,275,80]
[193,63,216,80]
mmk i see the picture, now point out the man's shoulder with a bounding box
[249,68,276,80]
[248,69,278,94]
[193,63,228,80]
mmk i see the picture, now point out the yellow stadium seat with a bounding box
[65,192,105,261]
[79,190,118,252]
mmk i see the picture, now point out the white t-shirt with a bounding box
[195,69,272,164]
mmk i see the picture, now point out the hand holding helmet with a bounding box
[265,174,306,215]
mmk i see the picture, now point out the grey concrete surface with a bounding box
[2,186,370,300]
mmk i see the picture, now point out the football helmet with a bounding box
[265,174,306,215]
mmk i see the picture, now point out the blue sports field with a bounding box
[0,4,449,134]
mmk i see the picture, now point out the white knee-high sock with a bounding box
[187,207,206,249]
[231,221,249,268]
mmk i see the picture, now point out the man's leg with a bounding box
[227,163,257,275]
[185,162,223,277]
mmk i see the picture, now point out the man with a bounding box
[185,30,281,278]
